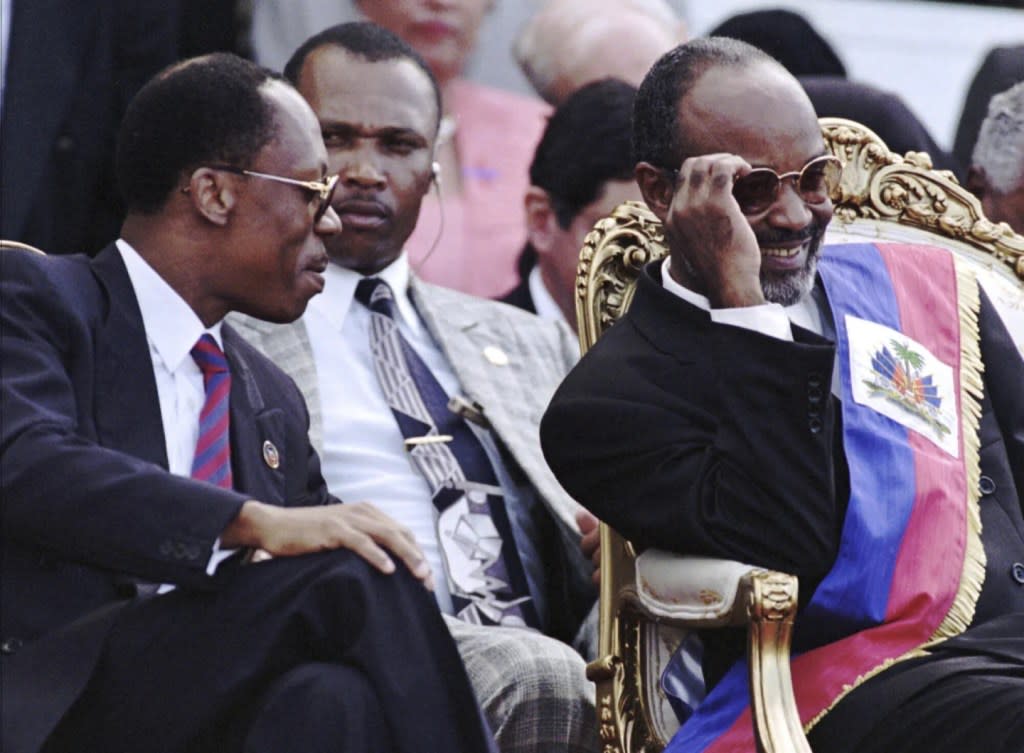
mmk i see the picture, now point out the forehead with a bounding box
[679,62,824,170]
[297,46,438,136]
[259,80,328,173]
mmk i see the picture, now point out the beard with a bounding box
[756,220,827,306]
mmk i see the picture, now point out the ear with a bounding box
[524,187,560,256]
[185,167,237,226]
[635,161,674,222]
[965,165,988,201]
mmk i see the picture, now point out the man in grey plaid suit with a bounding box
[231,22,599,753]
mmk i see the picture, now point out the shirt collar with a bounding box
[659,257,821,333]
[660,257,712,310]
[310,251,420,331]
[116,239,224,372]
[528,264,569,326]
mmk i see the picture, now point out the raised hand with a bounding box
[664,153,766,309]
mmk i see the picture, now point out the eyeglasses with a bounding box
[207,164,339,222]
[732,155,842,215]
[665,154,842,215]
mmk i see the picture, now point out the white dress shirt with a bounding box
[528,264,570,327]
[117,239,232,583]
[305,253,459,613]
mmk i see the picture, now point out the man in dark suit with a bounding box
[541,38,1024,753]
[502,78,638,332]
[0,0,179,255]
[1,53,493,753]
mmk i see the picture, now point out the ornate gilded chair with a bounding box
[577,117,1024,753]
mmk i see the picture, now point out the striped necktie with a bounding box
[190,334,233,490]
[355,277,539,629]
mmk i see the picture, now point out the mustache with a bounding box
[755,220,823,246]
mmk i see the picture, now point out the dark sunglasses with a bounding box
[666,154,842,215]
[207,164,339,222]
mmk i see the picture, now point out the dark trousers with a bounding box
[809,613,1024,753]
[40,550,494,753]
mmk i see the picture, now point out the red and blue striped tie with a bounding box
[190,334,233,489]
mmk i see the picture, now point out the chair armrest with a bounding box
[632,548,809,753]
[635,550,763,626]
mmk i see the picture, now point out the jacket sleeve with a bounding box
[542,313,843,586]
[1,252,248,588]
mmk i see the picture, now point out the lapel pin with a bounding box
[483,345,509,366]
[262,440,280,469]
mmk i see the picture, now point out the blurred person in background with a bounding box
[954,44,1024,173]
[502,78,640,331]
[0,0,178,255]
[967,81,1024,234]
[513,0,685,106]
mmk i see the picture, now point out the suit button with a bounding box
[979,476,996,495]
[1012,563,1024,585]
[808,373,824,390]
[55,134,75,152]
[1,637,23,655]
[809,416,823,434]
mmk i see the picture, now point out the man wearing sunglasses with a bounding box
[2,53,495,753]
[542,37,1024,753]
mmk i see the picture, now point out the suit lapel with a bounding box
[411,278,583,535]
[223,326,288,505]
[90,245,168,468]
[226,312,323,456]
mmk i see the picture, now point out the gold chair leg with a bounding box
[747,571,812,753]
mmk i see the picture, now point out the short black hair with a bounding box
[284,22,442,134]
[530,78,637,229]
[633,37,777,170]
[116,53,284,214]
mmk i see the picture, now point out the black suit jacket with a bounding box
[542,262,1024,675]
[1,245,333,751]
[0,1,178,255]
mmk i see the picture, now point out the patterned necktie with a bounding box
[355,277,539,628]
[190,334,233,490]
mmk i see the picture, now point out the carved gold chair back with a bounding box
[575,117,1024,753]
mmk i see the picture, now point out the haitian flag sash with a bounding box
[664,242,985,753]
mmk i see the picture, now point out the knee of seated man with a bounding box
[245,662,389,746]
[461,625,594,714]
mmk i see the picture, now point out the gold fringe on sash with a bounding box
[806,257,987,732]
[927,258,986,641]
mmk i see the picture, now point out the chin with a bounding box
[760,232,825,306]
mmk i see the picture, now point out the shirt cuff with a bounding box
[711,304,794,341]
[206,537,238,575]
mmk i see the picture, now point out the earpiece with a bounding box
[431,161,442,184]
